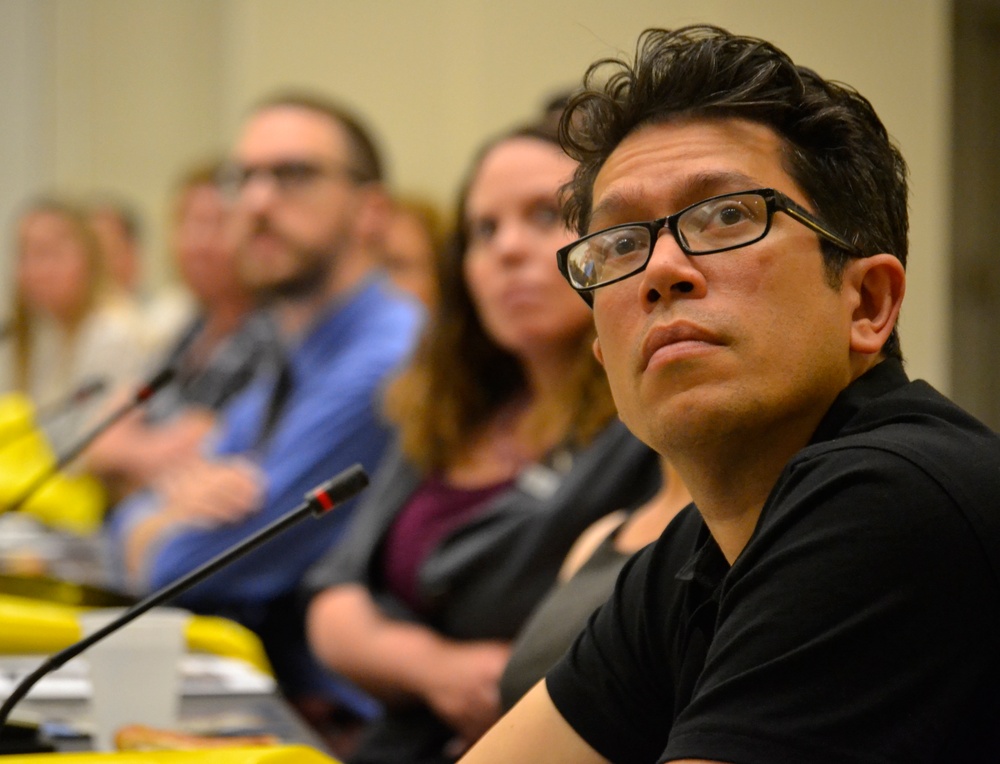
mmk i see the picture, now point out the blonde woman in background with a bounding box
[1,198,144,454]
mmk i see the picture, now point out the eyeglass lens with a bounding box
[220,161,325,197]
[568,192,770,289]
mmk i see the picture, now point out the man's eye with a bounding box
[681,198,750,236]
[695,199,759,231]
[273,163,319,186]
[603,229,646,258]
[713,204,752,227]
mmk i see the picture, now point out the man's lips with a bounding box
[640,321,724,370]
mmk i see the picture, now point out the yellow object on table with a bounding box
[0,745,340,763]
[0,394,107,535]
[0,394,34,443]
[0,594,272,675]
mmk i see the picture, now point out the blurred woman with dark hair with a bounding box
[304,122,659,764]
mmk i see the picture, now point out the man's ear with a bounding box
[593,335,605,366]
[845,253,906,355]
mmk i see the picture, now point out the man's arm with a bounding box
[87,406,216,486]
[458,680,608,764]
[122,456,263,580]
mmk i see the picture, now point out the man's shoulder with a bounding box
[302,278,423,373]
[347,276,424,326]
[776,378,1000,577]
[804,376,1000,489]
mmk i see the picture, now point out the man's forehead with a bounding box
[591,170,762,220]
[236,105,347,161]
[588,118,792,224]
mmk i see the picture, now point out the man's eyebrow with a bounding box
[589,190,640,228]
[589,170,764,229]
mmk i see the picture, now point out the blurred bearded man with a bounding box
[108,93,422,731]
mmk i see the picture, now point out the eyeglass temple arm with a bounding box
[778,198,861,255]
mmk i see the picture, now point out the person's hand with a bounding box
[157,456,264,527]
[421,640,511,749]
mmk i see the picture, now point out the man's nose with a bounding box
[237,172,281,214]
[636,230,707,307]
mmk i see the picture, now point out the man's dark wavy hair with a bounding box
[560,25,908,359]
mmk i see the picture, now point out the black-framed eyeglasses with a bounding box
[556,188,861,305]
[217,159,362,200]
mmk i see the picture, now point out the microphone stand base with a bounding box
[0,720,57,755]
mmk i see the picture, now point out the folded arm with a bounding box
[122,456,263,579]
[307,583,510,743]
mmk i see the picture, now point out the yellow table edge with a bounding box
[0,744,339,763]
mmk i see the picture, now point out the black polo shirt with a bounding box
[547,359,1000,763]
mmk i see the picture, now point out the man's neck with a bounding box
[672,408,830,565]
[272,251,374,339]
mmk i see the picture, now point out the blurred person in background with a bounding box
[304,121,659,764]
[379,195,446,310]
[88,199,143,305]
[1,198,145,454]
[89,197,195,359]
[105,92,422,733]
[497,453,691,710]
[86,160,270,502]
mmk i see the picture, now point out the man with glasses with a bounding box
[108,93,422,730]
[461,25,1000,764]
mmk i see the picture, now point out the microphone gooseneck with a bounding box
[32,378,108,427]
[0,463,369,739]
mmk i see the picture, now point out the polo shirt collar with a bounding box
[807,358,909,446]
[675,524,728,602]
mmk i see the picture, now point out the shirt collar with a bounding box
[673,358,911,590]
[807,357,910,447]
[675,523,728,599]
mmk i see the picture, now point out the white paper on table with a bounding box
[0,654,275,700]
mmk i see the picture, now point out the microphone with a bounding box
[0,368,175,517]
[0,463,369,747]
[0,380,110,453]
[33,378,108,428]
[0,380,105,452]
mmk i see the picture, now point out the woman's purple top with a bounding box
[381,472,513,613]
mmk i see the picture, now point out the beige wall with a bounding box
[1,0,951,389]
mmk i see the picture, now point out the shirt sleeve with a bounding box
[546,505,703,764]
[664,447,1000,764]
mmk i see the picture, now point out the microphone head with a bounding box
[135,367,177,403]
[306,464,369,516]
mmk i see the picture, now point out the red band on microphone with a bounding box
[136,368,177,403]
[313,490,335,514]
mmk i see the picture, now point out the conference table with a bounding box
[0,514,332,755]
[3,662,329,753]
